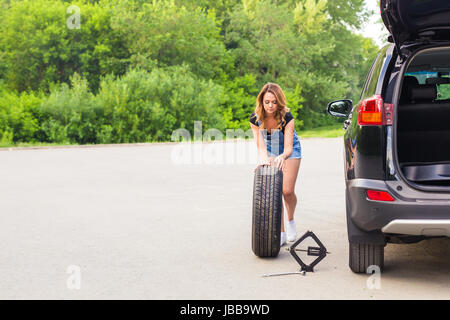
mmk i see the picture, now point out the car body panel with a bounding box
[343,45,392,182]
[347,179,450,233]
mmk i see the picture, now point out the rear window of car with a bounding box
[404,71,450,100]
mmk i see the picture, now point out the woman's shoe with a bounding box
[286,220,297,242]
[280,232,287,246]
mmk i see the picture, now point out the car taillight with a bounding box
[358,95,383,125]
[366,190,395,202]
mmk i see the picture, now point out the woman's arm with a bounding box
[250,123,270,164]
[281,119,295,159]
[272,119,294,170]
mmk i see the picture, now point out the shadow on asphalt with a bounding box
[382,237,450,280]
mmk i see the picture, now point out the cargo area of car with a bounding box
[396,48,450,186]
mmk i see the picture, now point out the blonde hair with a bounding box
[253,82,289,131]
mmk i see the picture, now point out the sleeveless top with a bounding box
[249,111,301,155]
[249,111,294,135]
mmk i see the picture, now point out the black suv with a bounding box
[328,0,450,273]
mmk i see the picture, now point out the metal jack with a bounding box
[288,231,330,272]
[262,231,330,277]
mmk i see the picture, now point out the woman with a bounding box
[249,82,302,246]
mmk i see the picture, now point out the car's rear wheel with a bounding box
[349,242,384,273]
[252,165,283,257]
[346,188,385,273]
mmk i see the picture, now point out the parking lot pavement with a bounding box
[0,138,448,299]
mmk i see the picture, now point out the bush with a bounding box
[0,86,42,144]
[96,66,226,143]
[37,66,226,144]
[219,74,258,130]
[39,73,99,143]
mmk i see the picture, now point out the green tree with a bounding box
[0,0,129,92]
[174,0,241,20]
[224,0,378,129]
[111,0,233,81]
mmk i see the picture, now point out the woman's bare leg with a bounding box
[275,158,300,232]
[282,158,301,222]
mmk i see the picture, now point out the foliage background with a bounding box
[0,0,381,145]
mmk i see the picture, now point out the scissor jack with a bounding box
[262,231,330,277]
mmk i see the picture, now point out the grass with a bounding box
[0,123,344,148]
[299,123,344,138]
[0,141,75,148]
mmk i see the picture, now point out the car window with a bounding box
[361,46,389,101]
[405,71,450,100]
[437,83,450,100]
[404,71,436,84]
[360,54,378,100]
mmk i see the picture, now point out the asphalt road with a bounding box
[0,138,449,299]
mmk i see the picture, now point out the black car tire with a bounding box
[346,187,385,273]
[349,242,384,273]
[252,165,283,257]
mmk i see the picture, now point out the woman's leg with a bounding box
[282,158,301,222]
[279,158,301,232]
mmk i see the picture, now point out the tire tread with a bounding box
[252,166,283,257]
[349,242,384,273]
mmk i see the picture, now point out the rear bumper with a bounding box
[381,219,450,236]
[347,179,450,235]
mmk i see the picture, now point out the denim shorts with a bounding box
[264,129,302,159]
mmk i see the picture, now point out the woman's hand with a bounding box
[274,154,286,170]
[254,157,272,173]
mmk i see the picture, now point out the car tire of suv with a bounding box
[346,188,385,273]
[349,242,384,273]
[252,165,283,257]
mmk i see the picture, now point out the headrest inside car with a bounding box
[408,84,437,102]
[403,76,419,87]
[399,76,419,104]
[425,77,450,85]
